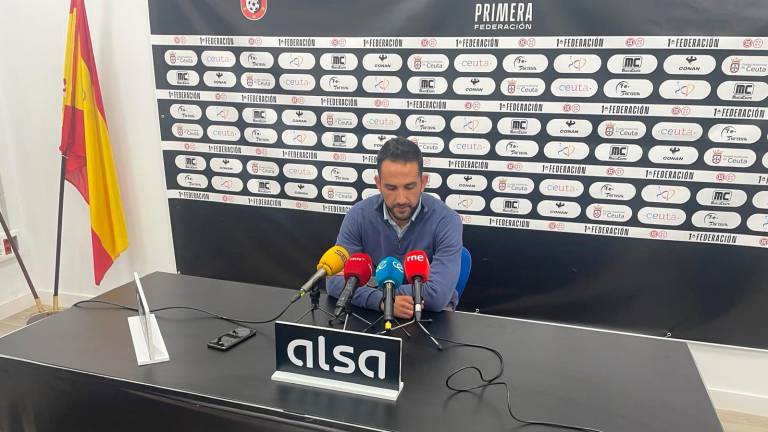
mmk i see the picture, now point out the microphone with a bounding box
[375,256,404,331]
[293,245,349,301]
[333,253,373,316]
[404,250,430,322]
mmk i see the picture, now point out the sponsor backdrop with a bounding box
[149,0,768,349]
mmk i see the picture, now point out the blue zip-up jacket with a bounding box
[326,193,462,312]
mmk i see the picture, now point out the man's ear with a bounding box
[375,175,381,190]
[421,173,429,192]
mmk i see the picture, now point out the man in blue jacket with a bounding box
[327,137,463,319]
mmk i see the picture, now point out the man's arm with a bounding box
[396,213,462,311]
[326,207,384,311]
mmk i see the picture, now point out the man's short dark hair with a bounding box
[376,137,423,174]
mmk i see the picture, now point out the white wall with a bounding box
[0,76,31,316]
[0,0,765,417]
[0,0,175,312]
[690,343,768,415]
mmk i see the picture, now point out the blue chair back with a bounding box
[455,247,472,299]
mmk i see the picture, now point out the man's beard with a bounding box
[386,202,417,222]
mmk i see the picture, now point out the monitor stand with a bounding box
[128,313,170,366]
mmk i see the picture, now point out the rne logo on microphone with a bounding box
[405,254,425,262]
[287,336,387,379]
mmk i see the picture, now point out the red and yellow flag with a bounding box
[60,0,128,285]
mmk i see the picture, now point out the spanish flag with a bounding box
[60,0,128,285]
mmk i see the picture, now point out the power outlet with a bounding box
[0,229,19,263]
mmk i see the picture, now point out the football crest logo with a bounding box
[241,0,267,20]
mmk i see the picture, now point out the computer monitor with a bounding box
[134,272,154,358]
[127,272,170,366]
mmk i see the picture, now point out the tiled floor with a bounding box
[0,306,766,431]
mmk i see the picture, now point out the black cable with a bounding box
[72,299,137,312]
[75,300,600,430]
[434,335,604,432]
[72,298,297,325]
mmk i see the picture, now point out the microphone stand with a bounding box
[388,316,442,351]
[331,300,372,331]
[387,278,442,349]
[363,315,412,338]
[363,283,441,350]
[294,279,336,324]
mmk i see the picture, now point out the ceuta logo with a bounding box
[711,149,723,164]
[241,0,268,20]
[730,58,742,73]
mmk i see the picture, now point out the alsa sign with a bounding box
[272,321,403,400]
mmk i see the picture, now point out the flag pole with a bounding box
[0,204,46,315]
[57,0,129,291]
[52,156,66,312]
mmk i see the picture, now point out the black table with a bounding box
[0,272,722,431]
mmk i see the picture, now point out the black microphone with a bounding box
[333,254,373,316]
[384,284,394,328]
[404,250,430,322]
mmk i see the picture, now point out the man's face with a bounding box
[375,160,428,225]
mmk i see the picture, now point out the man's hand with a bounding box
[381,295,423,320]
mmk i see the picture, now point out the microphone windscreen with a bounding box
[404,250,430,283]
[317,245,349,275]
[344,253,373,287]
[374,256,404,289]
